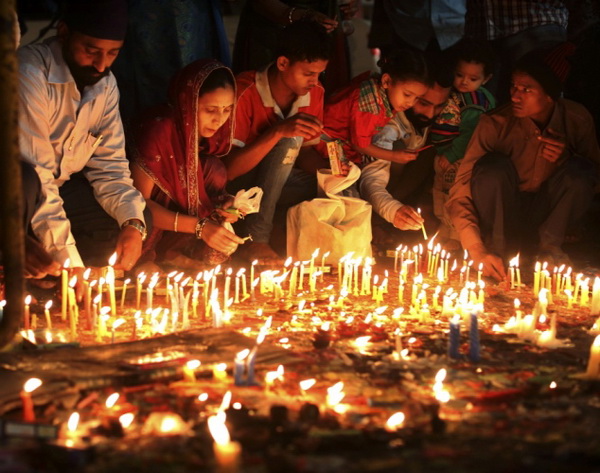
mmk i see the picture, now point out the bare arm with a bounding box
[355,143,419,165]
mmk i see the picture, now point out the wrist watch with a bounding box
[122,219,147,241]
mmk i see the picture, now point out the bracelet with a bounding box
[194,218,208,241]
[174,212,179,232]
[288,6,296,24]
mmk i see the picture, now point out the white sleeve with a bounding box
[359,159,404,225]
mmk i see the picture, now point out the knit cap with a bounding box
[514,42,576,99]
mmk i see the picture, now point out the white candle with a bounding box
[586,335,600,378]
[208,414,241,473]
[61,259,70,321]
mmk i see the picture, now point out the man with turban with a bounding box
[18,0,149,295]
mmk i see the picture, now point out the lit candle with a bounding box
[183,359,201,383]
[586,335,600,378]
[68,276,78,340]
[591,277,600,316]
[106,253,117,316]
[250,260,257,299]
[23,295,32,331]
[136,273,146,310]
[320,251,330,282]
[44,300,53,330]
[111,318,125,344]
[448,314,461,359]
[208,413,241,473]
[224,268,232,309]
[533,261,541,297]
[234,349,250,386]
[61,259,70,321]
[20,378,42,422]
[417,208,427,240]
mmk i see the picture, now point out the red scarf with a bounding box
[135,59,235,218]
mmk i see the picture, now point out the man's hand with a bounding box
[114,225,143,271]
[468,245,506,282]
[275,113,323,141]
[390,149,418,165]
[393,205,424,231]
[538,128,565,163]
[69,266,86,302]
[305,10,338,32]
[201,220,245,255]
[24,235,61,279]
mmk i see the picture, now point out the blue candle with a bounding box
[469,312,480,362]
[234,349,249,386]
[246,346,258,385]
[448,315,461,359]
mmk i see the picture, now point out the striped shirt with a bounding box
[466,0,568,40]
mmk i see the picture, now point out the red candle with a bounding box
[21,378,42,422]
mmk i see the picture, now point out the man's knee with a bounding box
[472,153,517,192]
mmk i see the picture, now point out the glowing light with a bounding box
[23,378,42,393]
[105,392,120,408]
[385,412,405,431]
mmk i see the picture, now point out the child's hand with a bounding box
[436,155,453,172]
[393,205,423,231]
[391,149,418,164]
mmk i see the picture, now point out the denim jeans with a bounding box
[243,137,301,243]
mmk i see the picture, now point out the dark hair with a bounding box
[377,49,431,87]
[275,20,332,63]
[450,39,496,76]
[199,67,235,96]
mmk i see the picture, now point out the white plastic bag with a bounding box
[287,164,372,263]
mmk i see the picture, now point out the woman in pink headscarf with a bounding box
[132,59,244,267]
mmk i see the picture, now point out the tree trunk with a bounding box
[0,0,25,348]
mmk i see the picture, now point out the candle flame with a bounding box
[549,381,557,389]
[219,390,232,411]
[67,412,80,432]
[326,381,345,406]
[105,392,120,408]
[23,378,42,393]
[24,295,32,305]
[299,378,316,391]
[514,298,521,309]
[208,414,231,445]
[198,393,209,402]
[108,253,117,266]
[235,349,250,361]
[509,254,520,267]
[119,412,135,428]
[112,318,125,330]
[355,336,371,347]
[160,415,181,433]
[435,369,447,383]
[385,412,405,430]
[186,359,201,370]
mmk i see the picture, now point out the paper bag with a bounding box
[287,164,372,263]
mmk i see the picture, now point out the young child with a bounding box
[315,49,431,168]
[430,40,496,247]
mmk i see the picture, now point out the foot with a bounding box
[237,242,282,266]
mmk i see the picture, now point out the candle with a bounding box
[208,413,241,473]
[533,261,541,297]
[213,363,228,382]
[320,251,330,282]
[417,208,427,240]
[147,276,157,311]
[586,335,600,378]
[233,349,250,386]
[21,378,42,422]
[591,277,600,316]
[250,260,257,298]
[289,263,298,297]
[61,259,70,321]
[68,276,78,340]
[106,253,117,316]
[111,318,125,344]
[183,359,201,383]
[224,268,232,309]
[136,273,146,310]
[468,312,480,362]
[120,278,130,312]
[23,295,32,331]
[448,315,461,359]
[43,300,53,330]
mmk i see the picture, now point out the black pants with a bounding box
[59,172,152,266]
[471,153,596,257]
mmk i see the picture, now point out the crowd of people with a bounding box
[12,0,600,296]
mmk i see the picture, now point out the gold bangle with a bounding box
[174,211,179,232]
[195,218,208,240]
